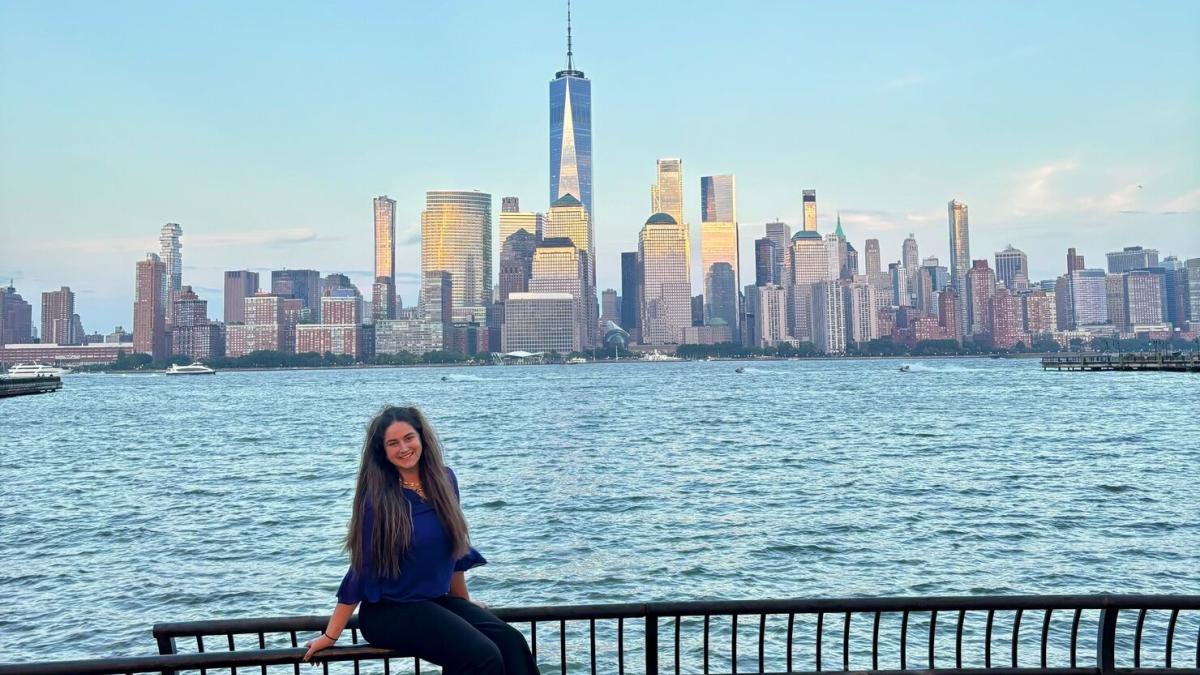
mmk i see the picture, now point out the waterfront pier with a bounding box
[0,375,62,398]
[1041,353,1200,373]
[2,594,1197,675]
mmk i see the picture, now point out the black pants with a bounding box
[359,595,539,675]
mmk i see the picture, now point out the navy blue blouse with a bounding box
[336,467,486,605]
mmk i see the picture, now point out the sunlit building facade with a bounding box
[421,190,492,323]
[948,200,971,332]
[530,237,589,351]
[802,189,817,232]
[700,174,739,330]
[159,223,183,315]
[639,213,691,344]
[651,159,684,227]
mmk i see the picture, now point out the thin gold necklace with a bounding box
[401,477,426,499]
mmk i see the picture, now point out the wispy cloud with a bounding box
[840,209,905,232]
[1011,160,1079,215]
[1161,187,1200,214]
[57,228,331,254]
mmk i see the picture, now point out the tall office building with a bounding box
[938,288,961,343]
[832,216,852,280]
[1068,269,1108,328]
[864,239,882,278]
[601,289,620,323]
[700,175,738,329]
[1022,290,1056,335]
[620,251,641,338]
[171,286,223,360]
[1067,248,1086,273]
[755,238,779,286]
[889,263,910,307]
[373,196,397,320]
[901,234,920,287]
[374,196,396,281]
[813,281,845,353]
[765,222,790,284]
[41,287,76,345]
[948,200,970,333]
[1107,246,1159,274]
[966,260,997,337]
[421,190,492,323]
[802,189,818,232]
[639,213,691,344]
[134,253,167,359]
[545,193,596,345]
[744,284,787,348]
[1186,259,1200,329]
[223,271,259,325]
[651,159,685,227]
[271,269,321,322]
[0,283,34,345]
[1124,270,1164,328]
[995,245,1030,290]
[550,6,593,224]
[159,223,183,315]
[843,280,879,346]
[530,237,589,351]
[1105,275,1128,333]
[498,229,537,301]
[499,211,546,249]
[786,231,830,341]
[501,196,520,213]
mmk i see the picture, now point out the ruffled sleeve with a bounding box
[336,501,381,604]
[454,546,488,572]
[446,467,488,572]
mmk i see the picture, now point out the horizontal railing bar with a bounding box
[0,646,398,675]
[149,594,1200,637]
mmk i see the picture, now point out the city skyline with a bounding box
[1,1,1198,330]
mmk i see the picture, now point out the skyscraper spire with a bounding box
[566,0,574,72]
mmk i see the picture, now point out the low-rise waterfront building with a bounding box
[375,318,445,356]
[503,292,576,354]
[0,342,124,366]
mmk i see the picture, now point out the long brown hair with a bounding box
[345,406,470,577]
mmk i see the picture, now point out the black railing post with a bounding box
[155,633,178,675]
[645,614,659,675]
[1097,607,1118,675]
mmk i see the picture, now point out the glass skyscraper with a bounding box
[549,11,592,227]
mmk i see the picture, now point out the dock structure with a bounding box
[1042,353,1200,372]
[0,375,62,398]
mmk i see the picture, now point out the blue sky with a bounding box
[2,0,1198,332]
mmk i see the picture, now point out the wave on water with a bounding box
[901,362,985,373]
[736,367,783,375]
[441,373,487,382]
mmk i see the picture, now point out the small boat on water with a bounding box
[4,363,72,378]
[165,362,216,375]
[735,366,745,373]
[643,350,682,362]
[898,365,910,373]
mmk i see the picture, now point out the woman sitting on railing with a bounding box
[303,405,539,675]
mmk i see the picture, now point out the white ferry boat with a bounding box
[165,362,216,376]
[4,363,72,378]
[643,350,682,362]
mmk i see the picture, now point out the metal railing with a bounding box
[1,595,1197,675]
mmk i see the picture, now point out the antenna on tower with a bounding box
[566,0,574,71]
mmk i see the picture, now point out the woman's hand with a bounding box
[302,634,337,663]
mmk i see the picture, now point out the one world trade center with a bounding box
[549,4,592,226]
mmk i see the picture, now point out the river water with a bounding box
[1,358,1197,667]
